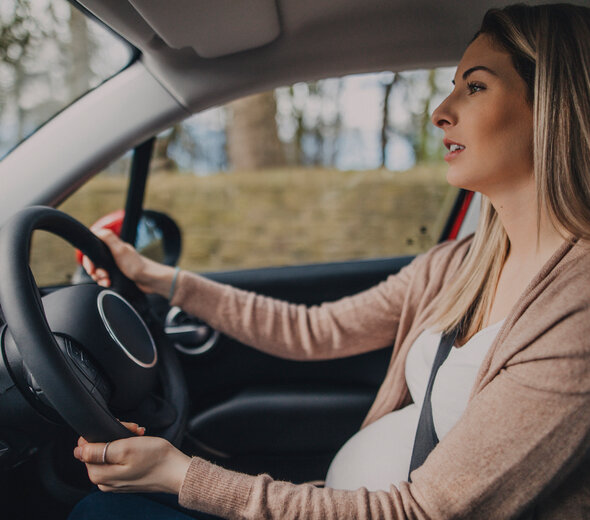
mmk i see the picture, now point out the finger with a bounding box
[87,462,126,487]
[120,422,146,436]
[81,437,138,466]
[93,227,115,240]
[75,442,112,465]
[94,228,124,252]
[94,268,111,287]
[82,256,96,275]
[74,440,89,460]
[82,254,111,287]
[97,484,119,493]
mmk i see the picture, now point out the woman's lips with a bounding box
[443,140,466,162]
[444,147,465,161]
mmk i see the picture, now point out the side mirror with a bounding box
[75,209,182,267]
[137,209,182,267]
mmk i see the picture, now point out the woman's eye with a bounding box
[467,82,485,94]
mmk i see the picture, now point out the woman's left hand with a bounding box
[73,424,192,495]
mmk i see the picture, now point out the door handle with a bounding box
[164,307,219,355]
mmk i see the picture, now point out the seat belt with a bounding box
[406,327,537,519]
[408,327,459,480]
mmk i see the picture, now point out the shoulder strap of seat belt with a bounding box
[408,327,458,480]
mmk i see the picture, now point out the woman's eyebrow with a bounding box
[452,65,498,85]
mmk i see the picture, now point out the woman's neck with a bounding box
[487,179,567,266]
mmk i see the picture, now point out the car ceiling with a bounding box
[78,0,580,113]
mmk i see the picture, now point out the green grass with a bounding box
[30,164,456,285]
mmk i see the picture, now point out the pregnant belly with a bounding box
[325,403,420,491]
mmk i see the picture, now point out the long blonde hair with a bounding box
[429,4,590,340]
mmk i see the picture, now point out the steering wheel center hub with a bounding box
[97,290,157,369]
[41,284,158,411]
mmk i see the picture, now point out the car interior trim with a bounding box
[127,0,280,58]
[0,63,189,226]
[97,290,158,369]
[120,138,154,246]
[164,307,220,356]
[457,192,481,240]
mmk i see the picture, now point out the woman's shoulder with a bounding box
[550,238,590,280]
[426,234,473,259]
[513,238,590,337]
[412,234,474,278]
[381,235,473,299]
[538,239,590,303]
[568,237,590,262]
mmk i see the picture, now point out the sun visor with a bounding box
[127,0,280,58]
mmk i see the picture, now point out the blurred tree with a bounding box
[277,79,343,167]
[0,0,36,140]
[152,124,180,172]
[226,91,286,171]
[0,1,34,66]
[288,84,304,164]
[0,0,129,155]
[0,1,84,142]
[414,69,440,162]
[308,80,343,166]
[68,5,92,98]
[380,72,402,168]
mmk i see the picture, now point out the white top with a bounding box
[325,319,505,491]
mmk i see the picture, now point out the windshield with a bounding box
[0,0,134,157]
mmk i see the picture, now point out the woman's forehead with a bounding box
[455,35,517,82]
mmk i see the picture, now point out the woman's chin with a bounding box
[445,168,473,191]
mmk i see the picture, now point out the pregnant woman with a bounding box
[70,4,590,519]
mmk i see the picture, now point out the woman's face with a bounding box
[431,34,534,197]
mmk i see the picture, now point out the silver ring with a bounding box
[102,441,111,464]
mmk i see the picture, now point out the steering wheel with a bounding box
[0,206,188,444]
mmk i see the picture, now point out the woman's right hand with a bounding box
[73,421,192,495]
[83,228,177,297]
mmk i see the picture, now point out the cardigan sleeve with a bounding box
[177,281,590,518]
[169,253,426,361]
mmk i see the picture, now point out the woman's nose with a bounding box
[431,96,454,129]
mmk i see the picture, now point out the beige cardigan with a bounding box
[172,236,590,519]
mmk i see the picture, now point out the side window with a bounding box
[145,69,457,273]
[30,160,129,286]
[145,70,457,273]
[9,0,134,287]
[0,1,133,158]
